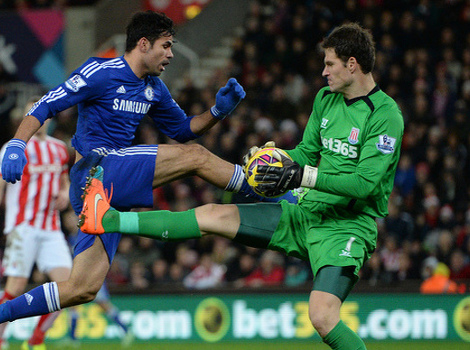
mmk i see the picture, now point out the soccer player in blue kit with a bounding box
[0,11,286,324]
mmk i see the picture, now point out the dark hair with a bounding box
[125,11,175,52]
[321,23,375,73]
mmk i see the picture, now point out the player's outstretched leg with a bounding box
[79,166,202,241]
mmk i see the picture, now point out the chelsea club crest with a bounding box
[145,85,154,101]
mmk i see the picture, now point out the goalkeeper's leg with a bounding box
[310,267,367,350]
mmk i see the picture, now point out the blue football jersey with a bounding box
[27,56,198,156]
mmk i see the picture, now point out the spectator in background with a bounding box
[380,236,403,284]
[394,153,416,199]
[420,261,466,294]
[183,253,226,289]
[129,261,150,290]
[150,258,170,287]
[284,258,310,287]
[384,196,414,243]
[243,251,285,288]
[449,249,470,280]
[225,249,257,287]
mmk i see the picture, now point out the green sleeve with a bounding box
[315,104,403,200]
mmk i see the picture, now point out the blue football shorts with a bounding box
[69,145,158,263]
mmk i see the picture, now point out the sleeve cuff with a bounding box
[300,165,318,188]
[210,106,227,120]
[8,139,27,150]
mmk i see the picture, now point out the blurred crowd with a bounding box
[0,0,97,10]
[2,0,470,293]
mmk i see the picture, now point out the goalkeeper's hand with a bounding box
[255,149,318,197]
[242,141,276,173]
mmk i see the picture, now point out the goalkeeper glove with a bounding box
[255,149,318,197]
[210,78,246,120]
[1,139,27,184]
[242,141,276,173]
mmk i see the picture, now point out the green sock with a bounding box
[102,209,201,241]
[323,320,366,350]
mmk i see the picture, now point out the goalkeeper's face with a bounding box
[322,48,354,94]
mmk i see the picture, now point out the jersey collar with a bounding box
[344,85,381,112]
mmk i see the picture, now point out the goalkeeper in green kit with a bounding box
[80,23,403,350]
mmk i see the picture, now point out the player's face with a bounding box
[145,36,174,76]
[322,48,353,94]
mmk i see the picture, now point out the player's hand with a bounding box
[254,149,303,197]
[242,141,276,172]
[210,78,246,120]
[1,139,27,184]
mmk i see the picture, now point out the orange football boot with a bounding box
[78,166,112,234]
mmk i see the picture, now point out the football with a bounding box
[244,147,292,197]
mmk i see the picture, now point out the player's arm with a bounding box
[256,104,403,199]
[188,110,219,135]
[0,144,10,205]
[0,171,6,207]
[150,78,245,142]
[55,172,70,211]
[1,59,104,184]
[12,115,42,142]
[314,109,403,199]
[188,77,246,135]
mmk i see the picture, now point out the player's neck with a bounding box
[343,74,376,100]
[123,53,146,80]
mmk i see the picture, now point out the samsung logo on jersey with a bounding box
[113,99,151,114]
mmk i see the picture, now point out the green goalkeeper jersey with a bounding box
[286,85,404,218]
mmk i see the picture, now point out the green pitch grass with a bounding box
[8,340,470,349]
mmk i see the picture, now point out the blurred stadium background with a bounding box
[0,0,470,348]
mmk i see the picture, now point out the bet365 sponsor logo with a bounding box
[321,137,358,158]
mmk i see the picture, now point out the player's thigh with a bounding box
[153,143,206,187]
[36,230,72,275]
[306,208,376,280]
[2,224,39,279]
[235,201,312,259]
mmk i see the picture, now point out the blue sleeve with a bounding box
[26,58,106,124]
[148,80,199,143]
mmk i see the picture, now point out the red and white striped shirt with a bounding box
[0,136,69,233]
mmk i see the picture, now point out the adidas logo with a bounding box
[25,293,34,305]
[116,85,126,94]
[161,230,169,241]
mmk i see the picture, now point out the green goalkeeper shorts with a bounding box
[236,200,377,279]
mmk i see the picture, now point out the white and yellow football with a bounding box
[244,147,292,197]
